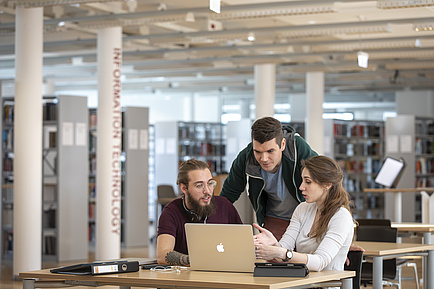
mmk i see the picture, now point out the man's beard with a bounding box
[185,191,216,220]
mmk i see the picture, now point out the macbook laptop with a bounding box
[185,223,256,273]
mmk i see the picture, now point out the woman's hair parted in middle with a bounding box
[301,155,352,241]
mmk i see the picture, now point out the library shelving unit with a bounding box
[1,95,89,262]
[155,121,226,192]
[43,95,89,261]
[1,98,14,259]
[88,108,97,245]
[282,122,305,138]
[324,119,385,219]
[87,107,149,247]
[385,115,434,222]
[122,106,149,247]
[148,124,156,226]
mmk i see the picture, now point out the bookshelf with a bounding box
[385,115,434,222]
[324,119,385,219]
[122,107,149,247]
[87,107,150,247]
[155,121,226,192]
[1,95,89,261]
[88,108,97,245]
[1,99,14,259]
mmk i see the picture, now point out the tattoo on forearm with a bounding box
[165,251,190,266]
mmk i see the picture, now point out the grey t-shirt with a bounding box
[261,164,298,221]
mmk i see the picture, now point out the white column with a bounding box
[305,72,324,154]
[13,7,43,277]
[254,64,275,119]
[96,26,122,261]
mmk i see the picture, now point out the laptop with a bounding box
[185,223,256,273]
[374,156,406,188]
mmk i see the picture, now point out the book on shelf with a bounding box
[44,235,57,255]
[42,207,56,229]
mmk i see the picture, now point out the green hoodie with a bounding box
[220,126,318,225]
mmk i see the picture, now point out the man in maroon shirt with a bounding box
[157,159,242,266]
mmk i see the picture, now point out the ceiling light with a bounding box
[185,12,195,22]
[210,0,221,13]
[58,21,65,27]
[247,32,255,42]
[357,51,369,68]
[414,24,434,31]
[378,0,434,9]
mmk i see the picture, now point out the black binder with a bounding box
[50,260,139,275]
[253,262,309,277]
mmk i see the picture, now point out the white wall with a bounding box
[396,90,434,117]
[63,91,216,124]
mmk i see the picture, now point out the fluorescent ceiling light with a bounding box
[185,12,195,22]
[357,51,369,68]
[323,112,354,121]
[378,0,434,9]
[210,0,221,13]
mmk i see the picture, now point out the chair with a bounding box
[157,184,177,199]
[152,185,178,242]
[356,225,419,289]
[344,250,364,289]
[356,218,391,227]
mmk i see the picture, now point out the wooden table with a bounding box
[392,222,434,245]
[363,188,434,223]
[392,222,434,289]
[20,268,355,289]
[354,241,434,289]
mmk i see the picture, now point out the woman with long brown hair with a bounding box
[253,155,354,272]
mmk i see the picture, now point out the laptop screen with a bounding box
[374,156,406,188]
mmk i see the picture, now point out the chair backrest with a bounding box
[344,250,364,289]
[356,225,397,243]
[356,225,397,280]
[356,218,391,227]
[157,185,177,199]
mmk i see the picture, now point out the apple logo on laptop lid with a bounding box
[216,242,224,253]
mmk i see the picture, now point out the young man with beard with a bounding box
[156,159,242,266]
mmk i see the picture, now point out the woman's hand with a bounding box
[254,243,285,261]
[253,223,278,246]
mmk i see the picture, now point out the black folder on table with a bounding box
[253,262,309,277]
[50,260,139,275]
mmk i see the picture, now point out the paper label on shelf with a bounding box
[399,135,412,153]
[62,122,74,146]
[156,138,165,155]
[386,135,398,153]
[75,122,87,146]
[128,129,139,150]
[140,129,148,150]
[166,138,176,154]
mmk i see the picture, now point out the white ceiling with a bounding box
[0,0,433,107]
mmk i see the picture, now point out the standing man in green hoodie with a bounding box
[220,116,318,240]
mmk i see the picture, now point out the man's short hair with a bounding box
[251,117,284,147]
[177,158,211,186]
